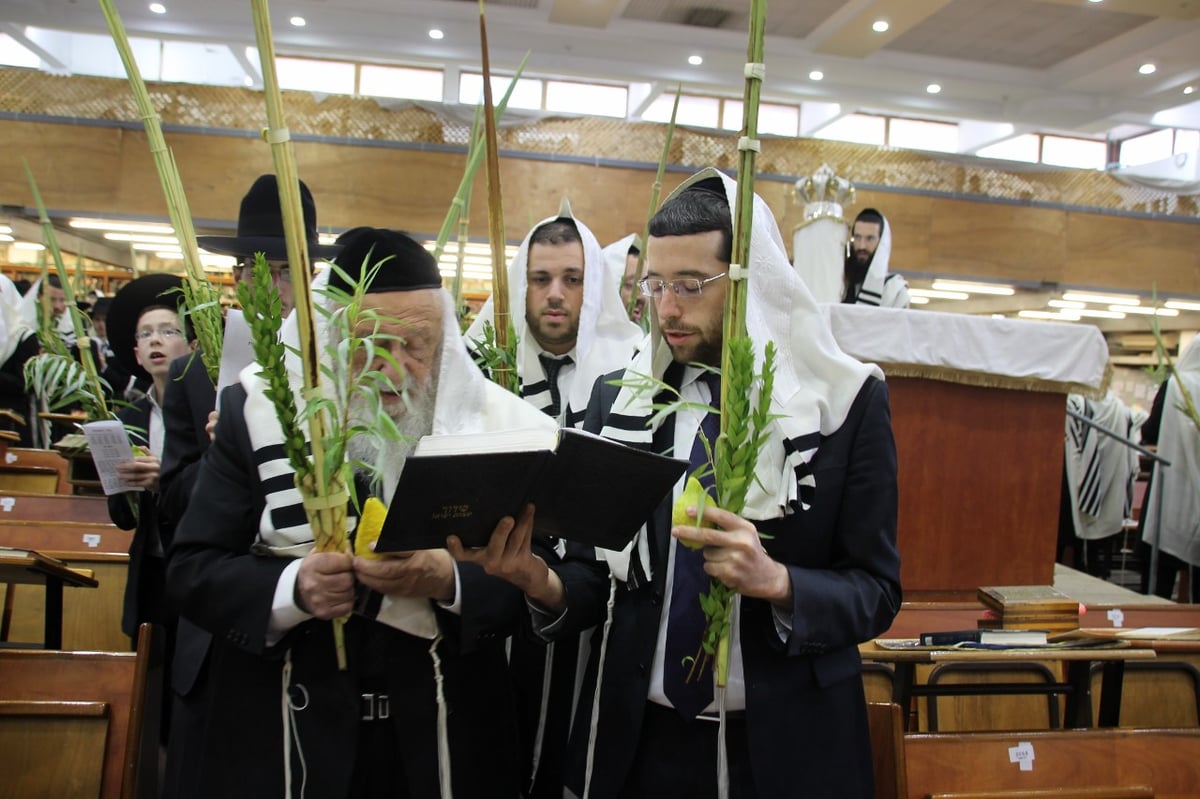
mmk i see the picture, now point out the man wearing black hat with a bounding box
[156,173,340,799]
[104,273,195,646]
[168,228,553,797]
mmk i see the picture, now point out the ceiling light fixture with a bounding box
[1061,291,1140,305]
[1048,299,1086,309]
[688,55,703,66]
[1019,310,1078,321]
[908,296,930,305]
[931,279,1015,296]
[1115,305,1178,316]
[1166,299,1200,311]
[1138,63,1156,75]
[872,20,889,33]
[1074,308,1127,319]
[13,242,45,251]
[149,3,166,13]
[0,225,11,235]
[103,232,181,245]
[429,29,445,40]
[1185,86,1195,95]
[69,218,175,235]
[290,16,306,27]
[0,234,14,243]
[809,70,824,81]
[908,288,968,300]
[926,83,942,94]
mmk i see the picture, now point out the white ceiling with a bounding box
[3,0,1199,146]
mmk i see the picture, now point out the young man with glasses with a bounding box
[454,169,901,798]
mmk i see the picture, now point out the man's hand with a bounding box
[116,455,161,493]
[205,410,219,442]
[353,549,456,602]
[296,551,355,619]
[673,505,792,608]
[447,504,565,612]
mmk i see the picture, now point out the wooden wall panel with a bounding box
[4,118,1199,296]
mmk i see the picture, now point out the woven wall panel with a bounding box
[1,68,1194,219]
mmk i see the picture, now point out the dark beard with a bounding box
[844,255,870,285]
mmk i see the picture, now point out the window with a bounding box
[976,134,1040,163]
[1175,129,1199,156]
[31,28,161,80]
[0,32,39,68]
[545,80,627,118]
[274,56,355,95]
[642,94,720,128]
[1119,129,1174,167]
[889,118,958,153]
[722,100,799,136]
[812,113,886,146]
[1041,136,1106,170]
[360,64,443,101]
[162,42,246,87]
[458,73,543,111]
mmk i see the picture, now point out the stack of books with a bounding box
[976,584,1081,633]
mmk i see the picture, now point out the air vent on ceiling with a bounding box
[684,7,730,28]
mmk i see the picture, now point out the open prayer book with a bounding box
[375,427,688,552]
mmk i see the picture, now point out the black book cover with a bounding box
[374,427,688,552]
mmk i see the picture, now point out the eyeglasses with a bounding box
[134,326,185,342]
[637,272,727,298]
[238,262,293,283]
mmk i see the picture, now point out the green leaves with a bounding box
[470,319,520,396]
[23,353,111,422]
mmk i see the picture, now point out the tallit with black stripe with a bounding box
[598,168,882,584]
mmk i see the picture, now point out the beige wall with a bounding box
[3,118,1198,296]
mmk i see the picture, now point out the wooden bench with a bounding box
[0,448,70,494]
[0,490,113,524]
[0,520,132,652]
[904,727,1200,799]
[0,623,162,799]
[869,702,908,799]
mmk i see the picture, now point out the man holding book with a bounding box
[167,228,555,797]
[465,202,644,797]
[453,169,903,798]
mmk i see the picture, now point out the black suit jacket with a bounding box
[106,398,168,640]
[551,369,902,799]
[167,383,526,797]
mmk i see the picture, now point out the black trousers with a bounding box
[618,701,757,799]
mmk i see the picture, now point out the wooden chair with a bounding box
[905,727,1200,799]
[863,661,896,704]
[925,661,1062,732]
[0,447,70,494]
[1089,660,1200,728]
[867,702,908,799]
[0,623,162,799]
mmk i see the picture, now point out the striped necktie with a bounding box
[538,354,572,418]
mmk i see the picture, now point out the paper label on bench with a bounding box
[1009,742,1034,771]
[0,497,14,511]
[1107,608,1125,628]
[82,533,101,548]
[4,452,15,464]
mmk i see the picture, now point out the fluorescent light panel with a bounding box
[1115,305,1178,316]
[69,218,174,235]
[1061,291,1140,306]
[909,288,968,300]
[931,280,1015,296]
[1166,300,1200,311]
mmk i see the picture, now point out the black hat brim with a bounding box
[197,234,342,261]
[107,273,186,384]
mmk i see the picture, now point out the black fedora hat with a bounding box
[197,174,341,261]
[108,273,186,382]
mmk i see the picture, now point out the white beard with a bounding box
[346,369,438,505]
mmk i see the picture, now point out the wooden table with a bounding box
[865,642,1157,731]
[0,549,98,649]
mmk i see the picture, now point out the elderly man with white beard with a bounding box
[168,228,556,799]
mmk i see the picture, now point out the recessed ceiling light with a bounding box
[1184,86,1195,95]
[926,83,942,94]
[148,3,166,13]
[289,16,306,27]
[809,70,824,81]
[1138,63,1156,75]
[688,55,703,66]
[1087,0,1103,4]
[429,29,445,40]
[872,20,890,33]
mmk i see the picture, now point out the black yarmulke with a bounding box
[329,228,442,294]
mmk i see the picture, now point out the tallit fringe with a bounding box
[880,362,1109,399]
[529,641,556,786]
[429,635,453,799]
[582,575,618,799]
[280,651,309,799]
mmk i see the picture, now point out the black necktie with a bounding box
[538,354,572,417]
[663,371,720,720]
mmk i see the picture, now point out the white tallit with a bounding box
[601,233,638,290]
[0,273,32,365]
[1064,389,1135,541]
[240,268,556,636]
[1142,336,1200,566]
[464,203,644,424]
[598,168,882,582]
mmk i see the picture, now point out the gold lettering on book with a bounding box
[431,504,472,521]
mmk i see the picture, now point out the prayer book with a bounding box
[977,585,1080,615]
[919,628,1049,648]
[375,427,688,552]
